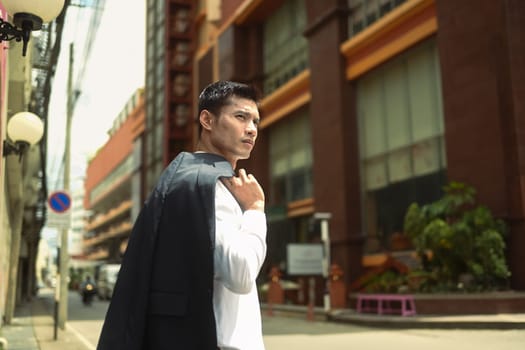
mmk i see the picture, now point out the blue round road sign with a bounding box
[48,191,71,213]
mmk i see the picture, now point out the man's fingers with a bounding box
[223,170,265,211]
[238,168,248,180]
[226,169,259,187]
[238,169,259,184]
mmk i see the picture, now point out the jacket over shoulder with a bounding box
[97,152,234,350]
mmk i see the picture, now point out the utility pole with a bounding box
[57,42,74,330]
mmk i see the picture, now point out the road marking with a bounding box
[66,324,96,350]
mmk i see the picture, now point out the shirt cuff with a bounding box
[241,210,267,237]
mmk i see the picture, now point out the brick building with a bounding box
[190,0,525,290]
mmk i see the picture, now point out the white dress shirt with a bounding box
[213,180,267,350]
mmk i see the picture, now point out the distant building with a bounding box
[69,188,86,258]
[83,89,145,262]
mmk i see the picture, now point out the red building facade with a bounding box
[190,0,525,291]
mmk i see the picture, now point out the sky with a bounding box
[46,0,146,193]
[43,0,145,244]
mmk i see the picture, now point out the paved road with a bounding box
[262,315,525,350]
[55,290,525,350]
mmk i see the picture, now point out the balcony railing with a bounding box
[85,248,109,261]
[83,221,133,248]
[86,200,132,232]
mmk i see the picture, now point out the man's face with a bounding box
[207,96,260,165]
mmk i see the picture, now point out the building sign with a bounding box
[286,243,324,275]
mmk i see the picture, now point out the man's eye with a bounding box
[236,114,246,120]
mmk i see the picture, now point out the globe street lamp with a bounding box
[0,0,65,56]
[3,111,44,161]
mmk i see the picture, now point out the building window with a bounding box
[147,37,155,61]
[357,39,446,253]
[263,0,309,94]
[156,23,165,56]
[269,107,313,209]
[154,124,163,159]
[348,0,407,37]
[156,0,164,17]
[155,59,165,87]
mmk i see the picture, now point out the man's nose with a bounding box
[246,121,257,135]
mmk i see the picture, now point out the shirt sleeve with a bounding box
[214,181,267,294]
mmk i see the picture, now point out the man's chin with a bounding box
[237,151,252,160]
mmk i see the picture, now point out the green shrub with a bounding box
[403,181,510,292]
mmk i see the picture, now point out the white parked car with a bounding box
[97,264,121,300]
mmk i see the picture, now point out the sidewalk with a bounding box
[0,293,92,350]
[329,308,525,329]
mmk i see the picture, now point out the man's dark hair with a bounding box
[197,80,259,135]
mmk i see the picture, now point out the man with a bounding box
[97,81,267,350]
[79,275,96,306]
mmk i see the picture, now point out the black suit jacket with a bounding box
[97,152,234,350]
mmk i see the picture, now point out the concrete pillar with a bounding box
[304,0,364,284]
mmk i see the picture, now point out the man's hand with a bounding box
[223,169,265,212]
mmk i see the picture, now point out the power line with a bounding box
[48,0,106,192]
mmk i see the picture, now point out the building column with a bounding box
[498,0,525,290]
[304,0,364,284]
[436,0,525,289]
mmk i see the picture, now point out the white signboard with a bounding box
[46,210,71,229]
[287,243,324,275]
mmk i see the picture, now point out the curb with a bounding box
[329,311,525,330]
[261,303,525,330]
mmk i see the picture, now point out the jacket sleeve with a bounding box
[213,181,267,294]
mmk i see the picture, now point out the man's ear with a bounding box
[199,110,213,131]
